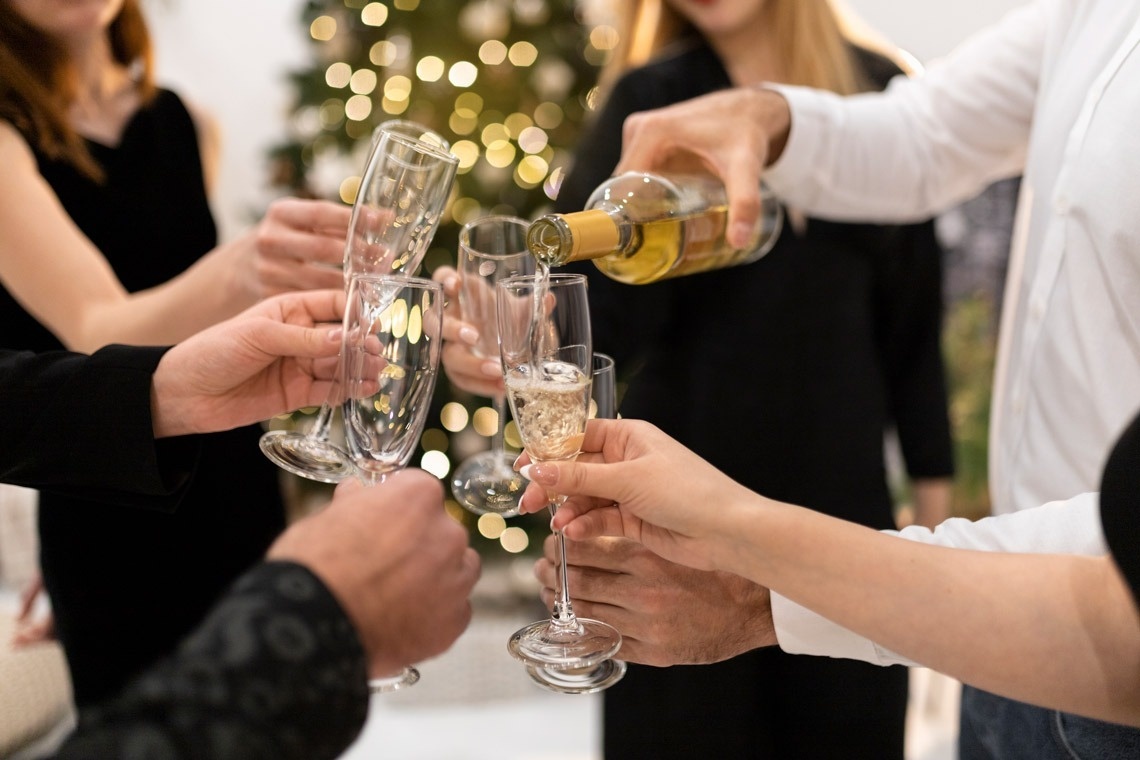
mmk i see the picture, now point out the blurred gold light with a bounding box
[350,69,378,94]
[339,176,361,204]
[500,527,529,553]
[585,85,601,111]
[478,513,507,540]
[533,101,564,129]
[310,15,336,41]
[319,99,345,129]
[325,62,352,89]
[382,298,409,338]
[381,97,409,115]
[450,196,482,224]
[450,140,481,172]
[479,40,508,65]
[421,428,449,452]
[516,155,549,186]
[420,450,450,479]
[455,92,484,118]
[440,402,469,432]
[345,94,373,121]
[394,0,419,9]
[504,112,533,137]
[361,2,389,26]
[472,406,499,436]
[544,165,565,201]
[416,56,445,82]
[480,123,510,147]
[370,40,397,66]
[517,126,548,154]
[448,61,478,88]
[485,141,516,168]
[444,499,465,522]
[408,304,423,343]
[384,75,413,101]
[449,111,478,135]
[508,41,538,67]
[590,25,620,51]
[504,420,522,448]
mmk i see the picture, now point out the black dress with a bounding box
[556,42,955,759]
[0,90,286,707]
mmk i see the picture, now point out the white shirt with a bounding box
[762,0,1140,661]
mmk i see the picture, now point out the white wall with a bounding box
[144,0,1029,241]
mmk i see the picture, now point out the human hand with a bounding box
[534,535,775,666]
[432,266,504,398]
[233,197,351,296]
[150,289,345,437]
[615,88,791,248]
[267,471,479,678]
[517,419,760,573]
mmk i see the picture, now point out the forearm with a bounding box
[764,2,1042,221]
[909,477,953,529]
[727,501,1140,726]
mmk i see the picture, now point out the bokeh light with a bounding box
[508,41,538,67]
[449,61,478,88]
[478,40,508,66]
[416,55,445,82]
[517,125,548,154]
[450,140,481,172]
[500,527,529,553]
[533,101,564,129]
[310,15,336,41]
[339,175,361,204]
[420,450,450,479]
[350,69,378,94]
[477,513,507,539]
[441,401,469,432]
[370,40,397,66]
[325,62,352,89]
[472,406,499,436]
[421,428,449,453]
[345,94,373,121]
[361,2,389,26]
[384,75,413,102]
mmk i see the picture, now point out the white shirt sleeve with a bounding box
[763,0,1050,222]
[772,493,1106,665]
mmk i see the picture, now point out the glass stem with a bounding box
[549,500,577,626]
[307,349,347,443]
[491,394,507,455]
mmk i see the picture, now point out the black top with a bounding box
[1100,411,1140,610]
[0,90,286,706]
[559,40,954,759]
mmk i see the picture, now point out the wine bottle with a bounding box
[527,172,783,284]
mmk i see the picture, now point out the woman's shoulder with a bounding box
[611,38,728,103]
[0,120,37,170]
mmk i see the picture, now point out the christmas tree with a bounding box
[271,0,608,554]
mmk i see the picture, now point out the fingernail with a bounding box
[458,326,479,345]
[327,328,343,342]
[730,221,754,248]
[480,360,501,377]
[519,463,557,485]
[444,275,460,292]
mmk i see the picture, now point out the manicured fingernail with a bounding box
[327,328,343,342]
[458,326,479,345]
[519,463,557,485]
[443,275,460,292]
[480,360,501,377]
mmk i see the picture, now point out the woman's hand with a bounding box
[432,266,504,398]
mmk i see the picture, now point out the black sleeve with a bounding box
[49,561,370,760]
[554,72,677,371]
[0,345,200,509]
[871,221,956,479]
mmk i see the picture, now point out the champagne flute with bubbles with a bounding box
[498,273,625,693]
[450,216,535,516]
[259,129,458,482]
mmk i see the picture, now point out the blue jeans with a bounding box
[958,685,1140,759]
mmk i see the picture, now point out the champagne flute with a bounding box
[498,274,624,694]
[341,272,445,692]
[450,216,535,516]
[259,130,458,482]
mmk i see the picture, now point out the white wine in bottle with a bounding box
[527,172,783,284]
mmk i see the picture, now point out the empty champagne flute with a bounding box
[259,130,458,482]
[341,272,445,691]
[497,273,624,694]
[450,216,535,516]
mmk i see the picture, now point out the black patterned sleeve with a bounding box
[49,561,370,760]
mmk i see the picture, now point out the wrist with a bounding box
[749,85,792,165]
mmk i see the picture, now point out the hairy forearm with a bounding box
[720,500,1140,727]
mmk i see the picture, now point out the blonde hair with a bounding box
[600,0,912,98]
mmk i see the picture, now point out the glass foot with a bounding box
[451,450,528,516]
[524,659,626,694]
[507,617,622,670]
[368,666,420,694]
[259,430,356,484]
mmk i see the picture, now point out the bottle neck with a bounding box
[527,209,622,267]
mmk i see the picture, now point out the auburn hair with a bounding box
[600,0,914,98]
[0,0,155,181]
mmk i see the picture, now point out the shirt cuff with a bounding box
[761,83,842,200]
[771,591,917,667]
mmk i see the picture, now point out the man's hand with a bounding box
[150,289,345,437]
[268,471,480,679]
[616,87,792,248]
[432,266,504,398]
[535,535,775,666]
